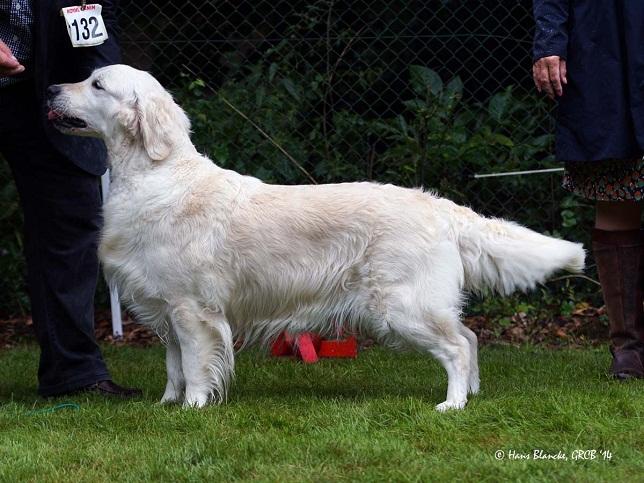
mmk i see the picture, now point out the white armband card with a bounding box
[61,4,108,48]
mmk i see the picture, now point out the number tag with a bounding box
[61,4,108,48]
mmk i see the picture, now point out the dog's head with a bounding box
[47,64,191,161]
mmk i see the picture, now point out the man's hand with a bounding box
[0,40,25,77]
[533,55,567,100]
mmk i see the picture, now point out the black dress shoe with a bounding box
[83,380,143,398]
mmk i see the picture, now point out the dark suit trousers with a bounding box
[0,81,110,396]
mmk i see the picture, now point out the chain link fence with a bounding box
[0,1,597,316]
[119,0,574,223]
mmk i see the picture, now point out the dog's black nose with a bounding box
[46,84,62,100]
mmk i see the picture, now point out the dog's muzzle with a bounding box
[46,85,88,129]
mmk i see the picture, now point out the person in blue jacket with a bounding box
[0,1,140,398]
[533,1,643,379]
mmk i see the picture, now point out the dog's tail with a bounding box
[446,201,585,296]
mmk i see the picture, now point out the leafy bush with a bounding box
[178,59,556,182]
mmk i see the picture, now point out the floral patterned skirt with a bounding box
[562,157,644,201]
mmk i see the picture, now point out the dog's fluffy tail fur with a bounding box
[449,204,585,296]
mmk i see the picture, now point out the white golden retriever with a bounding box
[47,65,585,411]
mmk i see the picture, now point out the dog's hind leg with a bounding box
[378,300,471,412]
[160,323,185,404]
[399,309,471,412]
[430,330,470,412]
[379,242,471,411]
[171,303,234,408]
[458,324,480,395]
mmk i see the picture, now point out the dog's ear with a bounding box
[117,101,139,140]
[138,93,177,161]
[133,92,191,161]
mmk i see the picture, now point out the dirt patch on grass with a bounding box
[0,310,159,349]
[0,304,609,349]
[467,303,609,348]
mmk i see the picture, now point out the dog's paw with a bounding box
[160,386,184,404]
[160,394,182,405]
[183,391,209,408]
[435,400,467,412]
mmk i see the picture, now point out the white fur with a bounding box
[49,65,586,411]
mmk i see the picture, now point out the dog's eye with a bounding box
[92,80,104,90]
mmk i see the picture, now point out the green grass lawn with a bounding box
[0,344,642,482]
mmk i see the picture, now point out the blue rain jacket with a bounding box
[533,0,644,162]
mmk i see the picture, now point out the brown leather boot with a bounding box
[592,229,644,379]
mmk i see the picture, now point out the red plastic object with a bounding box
[318,336,358,358]
[295,333,319,364]
[270,332,357,362]
[270,332,294,357]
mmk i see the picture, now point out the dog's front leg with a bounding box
[171,304,234,408]
[160,323,185,404]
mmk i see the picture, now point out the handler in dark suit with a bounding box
[0,1,140,397]
[533,1,644,378]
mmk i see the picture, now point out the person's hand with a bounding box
[0,40,25,77]
[533,55,567,100]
